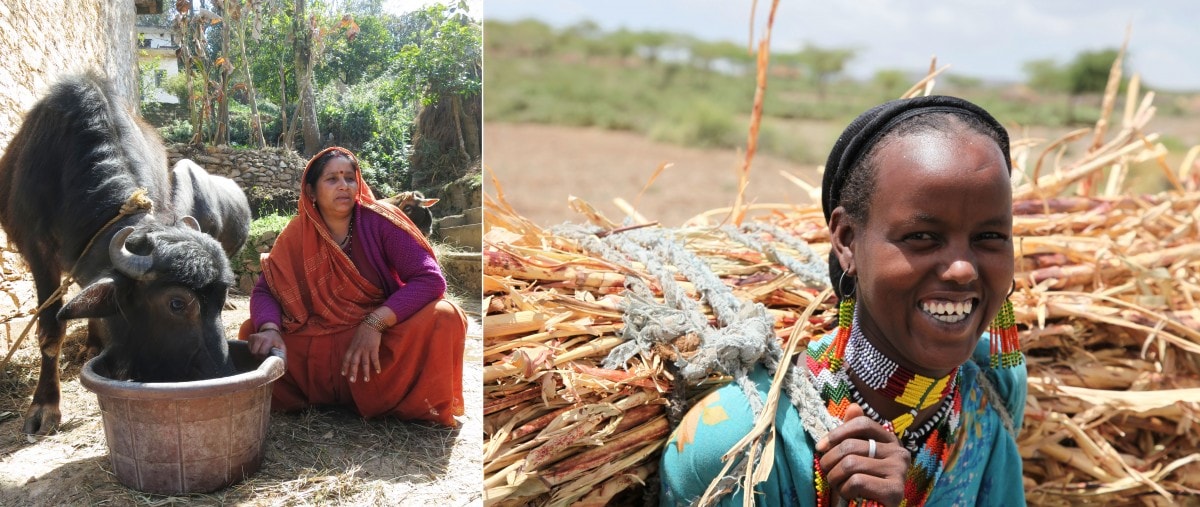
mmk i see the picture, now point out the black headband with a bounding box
[820,95,1011,223]
[820,95,1011,297]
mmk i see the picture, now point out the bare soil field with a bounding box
[484,122,824,227]
[485,115,1200,228]
[0,265,483,506]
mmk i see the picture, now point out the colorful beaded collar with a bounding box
[807,298,963,507]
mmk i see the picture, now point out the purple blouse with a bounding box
[250,204,446,330]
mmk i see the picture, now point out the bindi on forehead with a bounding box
[321,159,355,176]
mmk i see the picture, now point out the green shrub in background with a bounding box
[160,118,193,144]
[649,100,742,149]
[232,212,294,289]
[317,76,415,196]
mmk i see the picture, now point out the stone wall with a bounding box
[166,144,309,217]
[0,0,138,152]
[166,144,307,191]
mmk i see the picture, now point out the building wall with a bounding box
[0,0,138,153]
[138,25,179,103]
[140,51,180,104]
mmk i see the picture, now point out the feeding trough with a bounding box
[80,340,285,495]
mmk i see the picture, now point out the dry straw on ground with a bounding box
[481,49,1200,507]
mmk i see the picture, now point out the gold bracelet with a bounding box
[362,312,388,333]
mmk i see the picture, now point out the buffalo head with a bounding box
[57,222,236,382]
[383,190,439,236]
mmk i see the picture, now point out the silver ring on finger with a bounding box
[868,438,877,459]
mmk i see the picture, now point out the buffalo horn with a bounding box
[109,227,153,280]
[181,215,201,231]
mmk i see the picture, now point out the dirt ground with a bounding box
[484,122,824,228]
[0,271,483,506]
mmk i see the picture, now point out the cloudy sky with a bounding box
[482,0,1200,91]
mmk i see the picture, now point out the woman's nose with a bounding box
[942,257,979,285]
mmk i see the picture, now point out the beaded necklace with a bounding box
[337,214,355,254]
[808,298,962,507]
[844,321,959,439]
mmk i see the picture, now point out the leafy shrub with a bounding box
[232,212,294,281]
[317,76,415,195]
[160,119,193,144]
[650,101,742,149]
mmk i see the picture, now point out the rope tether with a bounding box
[0,188,153,371]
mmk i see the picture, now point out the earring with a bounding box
[830,271,856,370]
[837,270,856,299]
[989,282,1022,369]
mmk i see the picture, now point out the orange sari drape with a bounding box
[242,147,465,426]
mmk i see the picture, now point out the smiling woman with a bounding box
[659,96,1027,506]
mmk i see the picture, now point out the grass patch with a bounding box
[248,213,294,237]
[232,213,294,281]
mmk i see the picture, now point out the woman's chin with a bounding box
[913,312,981,370]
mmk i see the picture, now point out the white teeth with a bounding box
[931,312,967,323]
[922,299,974,321]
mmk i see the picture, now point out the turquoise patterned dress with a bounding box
[660,333,1027,506]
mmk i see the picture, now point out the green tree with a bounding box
[229,0,267,147]
[872,68,910,99]
[214,0,233,145]
[1023,58,1068,93]
[393,2,481,188]
[293,0,321,156]
[799,43,856,100]
[330,0,382,16]
[604,28,641,64]
[633,30,675,64]
[945,74,983,90]
[1064,48,1122,123]
[484,18,555,57]
[319,15,396,86]
[1024,49,1122,123]
[1066,49,1121,96]
[692,39,752,74]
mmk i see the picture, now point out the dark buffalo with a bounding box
[170,158,251,258]
[381,190,439,236]
[0,74,235,436]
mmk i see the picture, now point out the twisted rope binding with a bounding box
[554,223,842,506]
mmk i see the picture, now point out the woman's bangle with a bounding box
[362,312,389,333]
[259,326,281,335]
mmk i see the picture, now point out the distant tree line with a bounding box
[488,18,1131,122]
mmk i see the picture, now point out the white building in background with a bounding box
[137,25,179,104]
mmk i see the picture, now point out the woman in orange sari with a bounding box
[241,147,466,427]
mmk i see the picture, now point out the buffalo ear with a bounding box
[181,215,201,231]
[58,278,121,320]
[419,197,439,207]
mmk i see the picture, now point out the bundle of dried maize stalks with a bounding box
[482,70,1200,507]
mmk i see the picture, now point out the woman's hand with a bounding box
[815,403,910,507]
[247,327,286,359]
[342,324,382,383]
